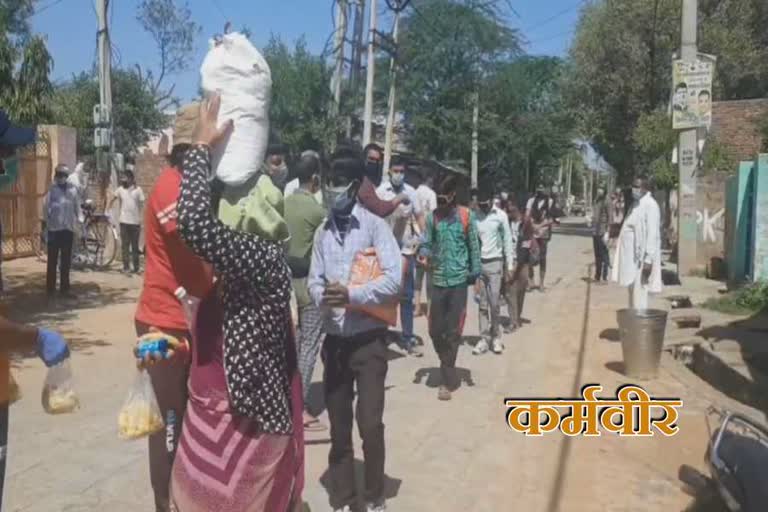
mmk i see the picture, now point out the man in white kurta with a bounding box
[611,177,662,310]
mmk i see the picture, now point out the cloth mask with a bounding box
[631,187,643,201]
[390,173,405,188]
[325,183,355,214]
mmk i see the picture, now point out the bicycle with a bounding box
[33,200,119,270]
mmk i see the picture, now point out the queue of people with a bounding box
[1,95,663,512]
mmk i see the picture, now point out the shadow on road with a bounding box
[318,460,402,509]
[412,367,474,388]
[3,269,136,360]
[545,263,593,512]
[599,328,620,342]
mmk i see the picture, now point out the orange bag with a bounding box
[346,248,399,326]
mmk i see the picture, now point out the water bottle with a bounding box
[136,337,170,359]
[175,287,200,330]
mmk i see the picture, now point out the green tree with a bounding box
[0,0,34,41]
[396,0,521,162]
[262,35,341,153]
[136,0,201,108]
[482,56,574,192]
[565,0,768,183]
[52,69,167,156]
[0,33,53,124]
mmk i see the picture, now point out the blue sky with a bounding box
[31,0,582,101]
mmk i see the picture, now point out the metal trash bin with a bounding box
[616,309,668,379]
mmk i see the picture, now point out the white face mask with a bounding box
[269,162,289,187]
[632,187,643,201]
[390,172,405,187]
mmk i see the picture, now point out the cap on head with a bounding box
[0,110,36,147]
[173,102,200,147]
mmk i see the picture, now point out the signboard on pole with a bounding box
[672,54,715,130]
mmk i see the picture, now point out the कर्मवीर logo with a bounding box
[504,384,682,437]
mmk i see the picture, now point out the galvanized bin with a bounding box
[616,309,668,379]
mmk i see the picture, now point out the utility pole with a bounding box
[362,0,377,146]
[677,0,698,276]
[95,0,115,204]
[331,0,348,118]
[350,0,365,91]
[565,155,573,203]
[471,90,479,189]
[382,10,400,173]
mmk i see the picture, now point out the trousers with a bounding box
[121,223,141,272]
[46,229,74,293]
[323,330,388,509]
[429,285,467,389]
[478,259,503,341]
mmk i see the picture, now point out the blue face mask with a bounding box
[324,183,356,214]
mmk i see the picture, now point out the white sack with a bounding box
[200,32,272,186]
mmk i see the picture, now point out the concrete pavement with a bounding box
[3,219,720,511]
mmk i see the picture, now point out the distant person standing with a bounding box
[473,188,514,355]
[109,170,145,274]
[591,187,610,283]
[525,186,555,292]
[612,177,662,310]
[44,164,81,298]
[377,160,425,357]
[284,153,327,430]
[419,175,481,401]
[414,170,437,317]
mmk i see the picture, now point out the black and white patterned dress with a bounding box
[177,145,294,434]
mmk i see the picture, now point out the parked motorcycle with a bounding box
[679,406,768,512]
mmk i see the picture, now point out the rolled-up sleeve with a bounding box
[348,216,402,306]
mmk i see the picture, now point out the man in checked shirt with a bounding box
[308,145,402,512]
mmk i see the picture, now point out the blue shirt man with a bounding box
[306,144,400,512]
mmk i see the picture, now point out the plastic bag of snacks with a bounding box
[41,360,80,414]
[118,369,164,440]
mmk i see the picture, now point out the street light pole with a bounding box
[677,0,698,276]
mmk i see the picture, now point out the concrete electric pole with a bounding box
[382,10,400,173]
[471,91,479,189]
[331,0,348,117]
[362,0,377,146]
[677,0,698,276]
[95,0,115,196]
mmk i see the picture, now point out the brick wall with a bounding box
[710,99,768,161]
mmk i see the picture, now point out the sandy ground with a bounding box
[1,219,719,511]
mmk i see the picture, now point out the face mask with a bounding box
[55,177,68,187]
[632,187,643,201]
[325,183,355,214]
[365,161,382,186]
[269,163,289,187]
[120,180,129,187]
[390,172,405,187]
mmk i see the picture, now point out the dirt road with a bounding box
[2,220,713,511]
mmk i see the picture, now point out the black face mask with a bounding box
[365,160,382,186]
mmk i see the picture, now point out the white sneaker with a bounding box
[472,339,489,355]
[491,338,504,354]
[367,501,387,512]
[334,507,352,512]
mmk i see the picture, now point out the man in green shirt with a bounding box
[418,175,481,401]
[284,152,327,430]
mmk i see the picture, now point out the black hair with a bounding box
[267,143,288,156]
[437,175,459,195]
[363,143,383,157]
[123,170,134,180]
[477,187,494,202]
[699,90,711,98]
[169,144,190,168]
[329,145,364,183]
[294,154,320,184]
[675,82,687,91]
